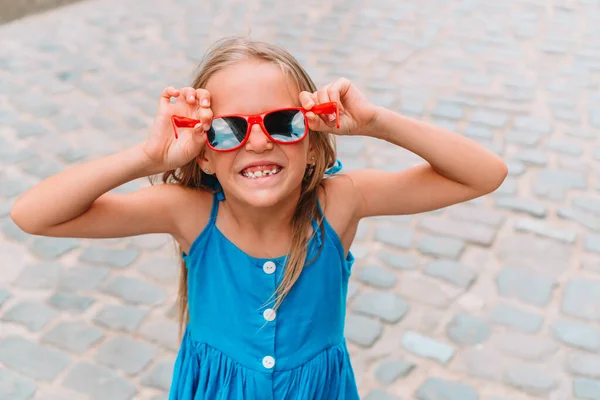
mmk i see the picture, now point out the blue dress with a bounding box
[168,190,359,400]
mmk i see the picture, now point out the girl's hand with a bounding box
[143,87,213,171]
[300,78,379,136]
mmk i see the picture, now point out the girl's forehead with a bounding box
[206,61,301,115]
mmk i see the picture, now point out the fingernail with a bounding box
[201,99,209,106]
[306,100,314,107]
[188,96,194,101]
[194,123,203,130]
[328,114,336,122]
[203,123,210,131]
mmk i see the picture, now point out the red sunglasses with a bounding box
[171,102,339,152]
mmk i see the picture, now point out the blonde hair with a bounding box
[160,37,337,335]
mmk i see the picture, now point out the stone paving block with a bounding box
[456,347,503,381]
[493,177,518,196]
[62,363,137,400]
[514,149,548,166]
[551,320,600,352]
[101,276,166,306]
[94,305,150,332]
[573,378,600,400]
[13,261,61,289]
[95,335,159,375]
[398,275,458,308]
[356,265,398,288]
[463,125,493,139]
[48,292,95,312]
[496,267,556,307]
[141,357,176,391]
[585,235,600,255]
[424,260,477,288]
[401,331,455,364]
[1,218,30,242]
[58,265,110,292]
[496,235,572,278]
[432,102,465,120]
[561,279,600,321]
[417,235,465,259]
[20,158,64,180]
[353,292,409,323]
[489,304,543,333]
[447,205,506,227]
[376,250,419,270]
[533,169,588,201]
[492,332,558,361]
[30,237,80,259]
[131,234,171,250]
[136,254,179,282]
[576,197,600,215]
[446,313,491,345]
[495,197,548,218]
[79,246,139,268]
[0,337,70,381]
[419,216,497,246]
[503,364,558,396]
[374,359,415,385]
[513,116,552,134]
[545,138,584,156]
[415,377,479,400]
[0,368,37,400]
[345,314,382,348]
[0,287,10,307]
[558,208,600,231]
[41,321,105,353]
[504,130,542,146]
[470,109,508,128]
[364,390,401,400]
[514,218,578,244]
[1,301,58,331]
[567,353,600,379]
[374,225,414,249]
[138,316,179,351]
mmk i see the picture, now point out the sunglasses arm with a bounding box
[170,115,201,139]
[310,102,340,129]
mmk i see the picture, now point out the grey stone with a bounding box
[401,331,455,364]
[552,320,600,352]
[95,335,159,375]
[493,178,518,196]
[514,149,548,166]
[585,235,600,254]
[102,276,166,306]
[546,138,583,156]
[1,218,30,242]
[345,314,382,347]
[14,121,49,138]
[496,267,556,307]
[463,125,493,139]
[0,287,10,307]
[356,266,398,288]
[417,235,465,259]
[470,109,508,127]
[533,169,588,200]
[515,218,578,244]
[419,216,497,246]
[458,347,503,381]
[41,321,104,353]
[573,378,600,400]
[504,364,557,395]
[14,261,61,289]
[374,225,414,249]
[399,275,457,308]
[446,314,491,345]
[493,332,558,360]
[31,237,80,259]
[48,292,95,312]
[424,260,477,288]
[513,116,552,134]
[575,197,600,215]
[504,130,541,146]
[0,337,70,381]
[567,353,600,378]
[63,363,137,400]
[0,178,33,198]
[374,359,415,385]
[415,377,479,400]
[79,246,139,268]
[94,305,149,332]
[364,390,401,400]
[433,102,465,120]
[20,158,64,179]
[506,159,526,176]
[447,205,505,227]
[141,358,176,391]
[494,197,547,218]
[489,304,543,333]
[59,265,110,292]
[377,250,418,270]
[558,208,600,231]
[131,234,171,250]
[136,255,181,282]
[353,292,409,323]
[561,279,600,321]
[1,301,58,331]
[0,369,36,400]
[138,317,179,351]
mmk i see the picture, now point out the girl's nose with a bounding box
[244,123,273,153]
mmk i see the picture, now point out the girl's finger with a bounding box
[159,87,180,105]
[316,85,335,124]
[326,78,349,115]
[196,89,211,108]
[198,106,213,131]
[299,91,316,109]
[180,87,197,105]
[306,111,330,132]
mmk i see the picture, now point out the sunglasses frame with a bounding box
[171,101,340,152]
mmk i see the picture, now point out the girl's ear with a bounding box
[197,150,212,174]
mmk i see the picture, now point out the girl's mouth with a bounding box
[240,164,282,179]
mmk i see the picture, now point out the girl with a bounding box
[10,37,507,399]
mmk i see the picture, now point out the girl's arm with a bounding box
[347,107,508,218]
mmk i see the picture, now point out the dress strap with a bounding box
[209,191,222,222]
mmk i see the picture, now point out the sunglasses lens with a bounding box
[264,110,306,142]
[207,117,248,150]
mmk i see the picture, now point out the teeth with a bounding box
[242,167,281,179]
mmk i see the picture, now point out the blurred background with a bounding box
[1,0,600,399]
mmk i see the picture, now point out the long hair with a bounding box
[158,37,337,335]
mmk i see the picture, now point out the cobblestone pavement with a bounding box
[2,0,600,399]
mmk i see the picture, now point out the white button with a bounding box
[263,308,276,321]
[263,261,276,274]
[262,355,275,369]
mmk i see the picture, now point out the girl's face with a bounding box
[201,60,313,208]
